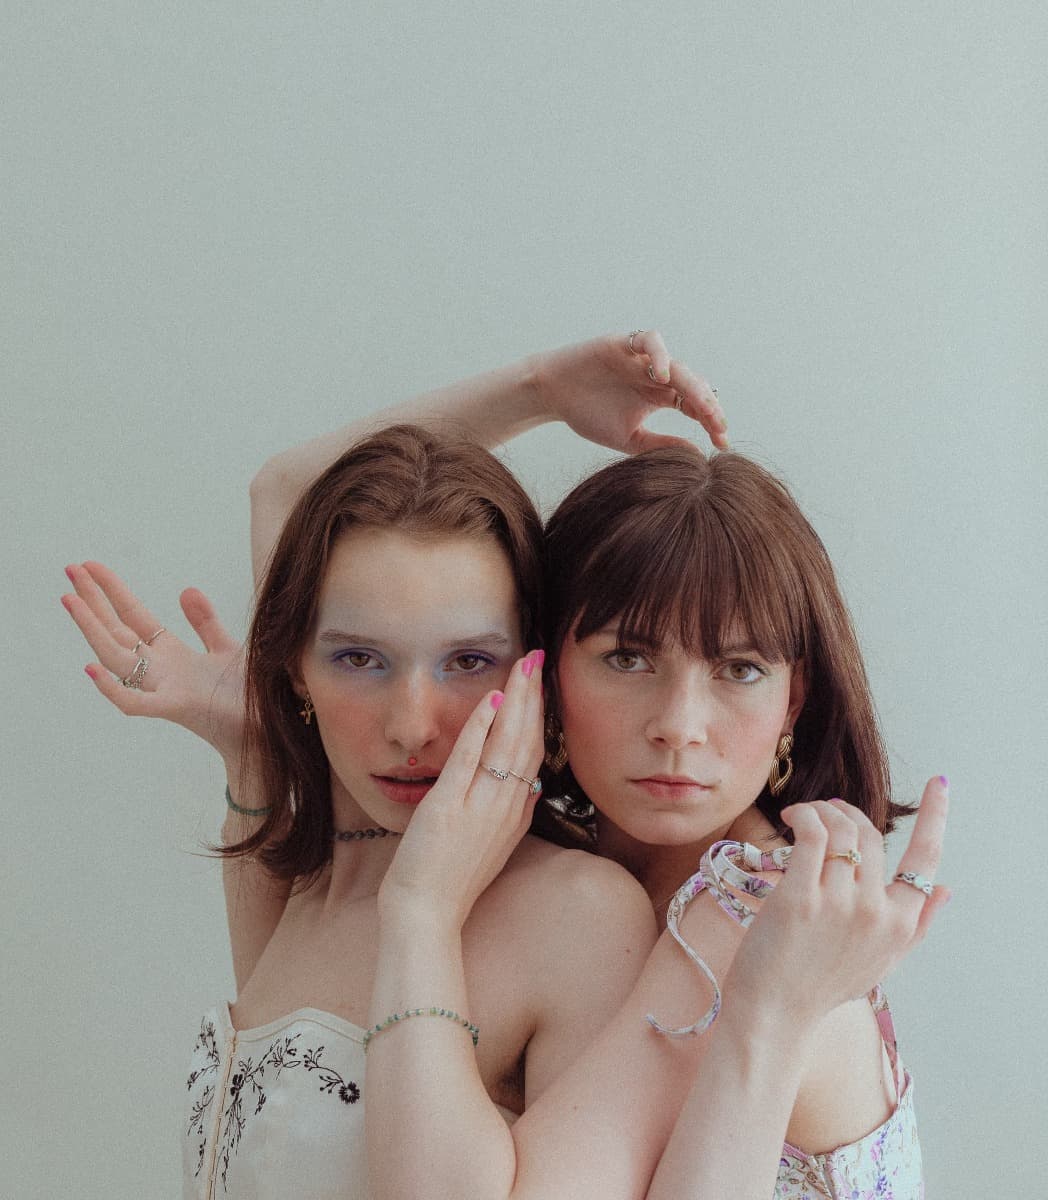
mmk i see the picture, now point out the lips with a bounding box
[632,776,714,801]
[372,769,441,806]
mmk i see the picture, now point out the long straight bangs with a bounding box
[547,448,813,667]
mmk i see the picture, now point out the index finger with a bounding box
[81,561,166,641]
[891,776,949,898]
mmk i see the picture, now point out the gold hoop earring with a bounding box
[768,732,794,796]
[299,695,315,726]
[544,711,569,774]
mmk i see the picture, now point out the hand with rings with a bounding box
[722,777,950,1024]
[530,331,727,456]
[377,649,546,932]
[61,561,247,761]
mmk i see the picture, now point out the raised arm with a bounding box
[249,331,727,580]
[61,561,293,992]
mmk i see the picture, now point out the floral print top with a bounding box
[183,1004,368,1200]
[661,840,925,1199]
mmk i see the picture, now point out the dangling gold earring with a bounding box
[544,711,569,773]
[768,732,794,796]
[299,694,315,726]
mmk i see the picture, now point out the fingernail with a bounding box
[829,797,846,806]
[490,691,504,710]
[60,595,72,611]
[532,649,545,668]
[84,665,97,680]
[64,565,75,581]
[521,657,534,678]
[938,775,949,789]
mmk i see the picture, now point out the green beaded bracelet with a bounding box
[225,784,272,817]
[362,1006,480,1051]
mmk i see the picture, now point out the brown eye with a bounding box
[604,649,650,672]
[449,654,489,673]
[722,661,763,684]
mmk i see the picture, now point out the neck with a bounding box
[595,803,781,930]
[323,776,401,903]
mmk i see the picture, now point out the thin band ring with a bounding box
[825,848,862,866]
[674,393,685,411]
[482,763,543,795]
[894,870,934,896]
[627,330,646,355]
[131,627,166,655]
[121,656,149,689]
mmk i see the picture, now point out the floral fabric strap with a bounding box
[362,1006,480,1051]
[647,840,791,1038]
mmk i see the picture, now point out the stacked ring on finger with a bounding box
[825,848,863,866]
[674,393,685,411]
[131,626,166,655]
[894,870,934,896]
[121,657,149,689]
[482,764,543,795]
[627,330,646,355]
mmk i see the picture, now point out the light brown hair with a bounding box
[543,446,908,835]
[226,424,545,883]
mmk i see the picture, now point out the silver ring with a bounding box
[894,870,934,896]
[674,393,685,411]
[825,848,862,866]
[121,656,149,689]
[627,330,645,355]
[482,764,543,795]
[131,627,165,655]
[711,387,719,398]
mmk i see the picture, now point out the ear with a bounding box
[783,658,807,731]
[287,657,308,700]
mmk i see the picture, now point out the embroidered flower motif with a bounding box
[186,1021,362,1193]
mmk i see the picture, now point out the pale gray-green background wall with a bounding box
[4,3,1045,1195]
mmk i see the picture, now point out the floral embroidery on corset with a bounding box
[186,1016,362,1194]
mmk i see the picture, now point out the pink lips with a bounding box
[632,775,714,801]
[372,765,442,806]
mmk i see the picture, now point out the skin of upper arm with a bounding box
[520,853,658,1103]
[506,876,762,1200]
[221,838,294,994]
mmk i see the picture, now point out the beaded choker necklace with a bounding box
[333,827,400,842]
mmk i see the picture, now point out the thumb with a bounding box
[624,428,698,455]
[180,588,240,655]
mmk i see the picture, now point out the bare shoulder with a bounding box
[499,836,656,940]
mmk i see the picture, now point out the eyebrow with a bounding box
[316,629,515,652]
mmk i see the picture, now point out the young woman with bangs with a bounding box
[62,332,945,1199]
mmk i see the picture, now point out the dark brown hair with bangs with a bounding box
[224,423,544,884]
[543,445,909,836]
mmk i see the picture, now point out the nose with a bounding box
[645,672,711,751]
[382,670,443,755]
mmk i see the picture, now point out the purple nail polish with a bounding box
[938,775,949,788]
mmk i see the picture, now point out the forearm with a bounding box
[645,998,811,1200]
[249,355,547,578]
[365,905,516,1200]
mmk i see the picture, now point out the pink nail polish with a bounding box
[60,595,71,611]
[532,649,545,668]
[84,665,97,680]
[521,657,534,678]
[490,691,504,710]
[65,565,76,582]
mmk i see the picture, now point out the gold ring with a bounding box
[825,848,862,866]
